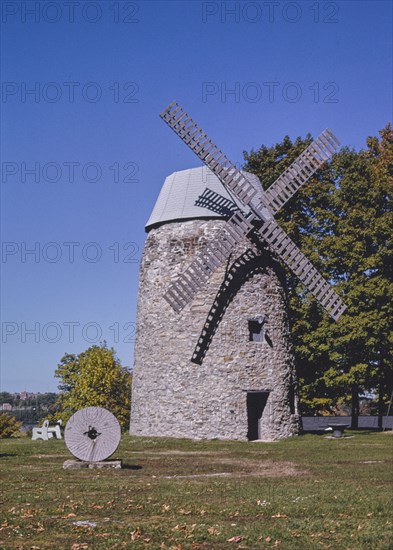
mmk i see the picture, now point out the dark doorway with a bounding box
[247,391,269,440]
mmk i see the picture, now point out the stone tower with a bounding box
[130,167,299,441]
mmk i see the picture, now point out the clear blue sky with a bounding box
[1,0,392,392]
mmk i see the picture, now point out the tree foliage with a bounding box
[0,392,14,404]
[243,124,393,419]
[51,343,131,430]
[0,413,24,438]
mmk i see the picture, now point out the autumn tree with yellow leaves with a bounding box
[51,343,131,430]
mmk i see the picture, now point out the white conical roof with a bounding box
[146,166,261,231]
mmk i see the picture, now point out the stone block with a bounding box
[63,460,122,469]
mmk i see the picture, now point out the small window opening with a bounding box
[248,315,266,342]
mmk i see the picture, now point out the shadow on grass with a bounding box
[0,453,17,458]
[300,428,385,436]
[348,429,390,436]
[122,464,143,470]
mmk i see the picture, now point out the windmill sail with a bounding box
[261,129,340,214]
[257,220,346,320]
[164,211,254,312]
[160,101,346,320]
[161,103,339,219]
[160,102,271,221]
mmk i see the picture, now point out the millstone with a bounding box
[64,407,121,462]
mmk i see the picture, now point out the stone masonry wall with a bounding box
[130,219,299,441]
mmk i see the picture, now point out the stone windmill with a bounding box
[130,102,346,441]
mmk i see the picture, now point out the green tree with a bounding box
[0,413,23,438]
[323,125,393,427]
[243,125,393,425]
[51,343,131,430]
[0,392,13,404]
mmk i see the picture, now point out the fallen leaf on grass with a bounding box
[271,513,287,518]
[172,524,196,533]
[207,526,221,535]
[227,536,242,543]
[131,528,142,541]
[179,509,192,515]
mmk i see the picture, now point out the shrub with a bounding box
[0,413,24,438]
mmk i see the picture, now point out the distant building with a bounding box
[1,403,12,411]
[19,391,36,400]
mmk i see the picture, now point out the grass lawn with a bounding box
[0,431,392,549]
